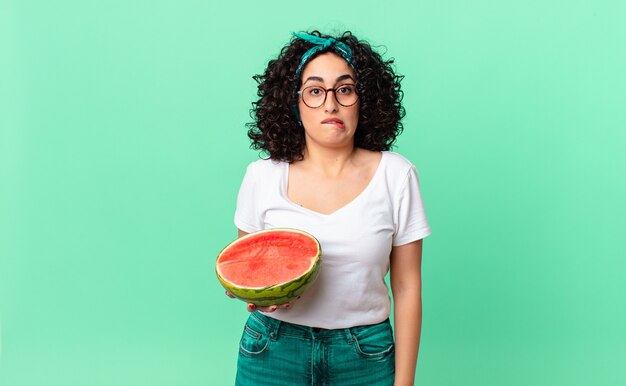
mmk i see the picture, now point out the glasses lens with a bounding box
[302,86,325,108]
[335,84,358,106]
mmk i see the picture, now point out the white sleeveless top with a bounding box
[234,151,431,329]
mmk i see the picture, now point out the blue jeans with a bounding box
[236,311,395,386]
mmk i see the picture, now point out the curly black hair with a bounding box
[247,31,405,162]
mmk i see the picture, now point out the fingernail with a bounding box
[269,306,277,312]
[297,296,302,300]
[247,304,256,312]
[285,304,290,308]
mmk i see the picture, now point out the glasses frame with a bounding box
[297,84,359,108]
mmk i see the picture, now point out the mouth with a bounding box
[321,118,345,129]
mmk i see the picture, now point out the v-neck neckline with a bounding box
[281,151,387,217]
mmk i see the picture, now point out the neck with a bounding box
[301,144,358,177]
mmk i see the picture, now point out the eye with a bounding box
[306,87,324,97]
[337,85,355,95]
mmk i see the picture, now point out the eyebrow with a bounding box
[303,74,355,85]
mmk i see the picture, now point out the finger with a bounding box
[284,296,302,308]
[225,291,236,298]
[275,296,301,309]
[247,303,256,312]
[255,305,278,312]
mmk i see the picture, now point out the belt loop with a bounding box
[343,328,353,344]
[253,311,281,341]
[269,317,281,341]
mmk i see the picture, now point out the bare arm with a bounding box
[390,239,424,386]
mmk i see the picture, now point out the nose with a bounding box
[323,89,338,113]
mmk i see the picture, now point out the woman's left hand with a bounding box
[225,291,300,312]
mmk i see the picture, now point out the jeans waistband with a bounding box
[251,311,390,342]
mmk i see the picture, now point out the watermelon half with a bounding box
[215,228,321,306]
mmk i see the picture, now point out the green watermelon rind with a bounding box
[215,228,322,307]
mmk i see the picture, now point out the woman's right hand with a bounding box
[225,291,300,312]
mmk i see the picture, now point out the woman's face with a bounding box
[297,52,359,150]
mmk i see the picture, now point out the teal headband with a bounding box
[293,32,354,79]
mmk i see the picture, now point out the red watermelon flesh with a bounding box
[216,229,321,306]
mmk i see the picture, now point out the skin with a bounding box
[230,52,424,385]
[390,239,424,386]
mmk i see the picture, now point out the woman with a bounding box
[229,31,431,386]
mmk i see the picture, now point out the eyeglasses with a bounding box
[297,84,359,108]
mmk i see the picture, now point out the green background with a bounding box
[1,0,625,385]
